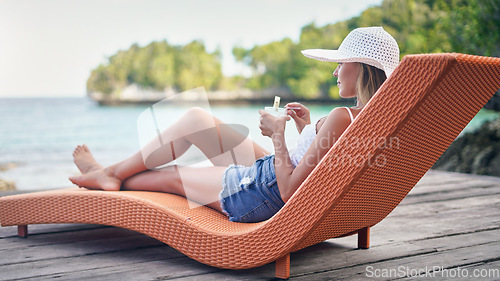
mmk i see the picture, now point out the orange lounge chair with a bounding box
[1,53,500,279]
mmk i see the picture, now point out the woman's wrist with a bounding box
[297,120,310,134]
[272,120,287,136]
[271,131,285,142]
[271,131,287,153]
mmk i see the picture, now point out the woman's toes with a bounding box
[69,176,79,185]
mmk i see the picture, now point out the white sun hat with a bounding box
[301,26,400,78]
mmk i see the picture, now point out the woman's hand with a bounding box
[258,110,290,138]
[285,102,311,133]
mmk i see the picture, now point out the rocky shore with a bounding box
[433,117,500,177]
[88,85,296,106]
[87,84,347,106]
[0,178,16,191]
[484,91,500,111]
[0,162,18,191]
[89,86,500,108]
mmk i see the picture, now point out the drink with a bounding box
[264,107,285,116]
[265,96,285,116]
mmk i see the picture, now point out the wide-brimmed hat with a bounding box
[301,26,400,77]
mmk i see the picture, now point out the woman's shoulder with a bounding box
[328,107,353,121]
[316,107,353,133]
[331,106,362,120]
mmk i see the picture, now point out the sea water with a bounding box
[0,97,498,191]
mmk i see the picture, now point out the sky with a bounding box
[0,0,383,97]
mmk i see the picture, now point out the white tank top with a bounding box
[289,107,354,167]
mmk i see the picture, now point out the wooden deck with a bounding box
[1,170,499,280]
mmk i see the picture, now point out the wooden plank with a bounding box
[0,227,147,250]
[408,178,500,196]
[407,171,500,194]
[173,229,499,280]
[0,245,190,280]
[413,171,477,187]
[455,260,500,281]
[300,228,500,279]
[0,232,165,265]
[0,223,108,239]
[369,197,500,246]
[411,170,500,192]
[17,256,224,281]
[423,170,500,183]
[398,192,500,213]
[291,236,500,280]
[402,184,500,205]
[0,225,217,280]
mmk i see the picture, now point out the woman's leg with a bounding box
[70,107,268,191]
[121,166,226,212]
[140,107,269,168]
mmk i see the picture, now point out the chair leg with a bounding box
[358,226,370,249]
[18,225,28,238]
[275,253,290,279]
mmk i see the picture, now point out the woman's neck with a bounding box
[355,100,365,109]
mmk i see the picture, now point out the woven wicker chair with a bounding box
[1,53,499,279]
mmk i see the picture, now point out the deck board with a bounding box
[1,170,499,280]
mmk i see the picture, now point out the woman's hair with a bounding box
[356,63,387,106]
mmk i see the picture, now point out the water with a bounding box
[0,97,498,191]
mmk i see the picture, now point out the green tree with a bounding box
[87,40,223,96]
[87,65,114,95]
[233,0,500,99]
[88,0,500,100]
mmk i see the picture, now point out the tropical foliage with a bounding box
[87,40,222,95]
[87,0,499,99]
[234,0,499,99]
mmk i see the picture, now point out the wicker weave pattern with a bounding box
[293,54,500,250]
[1,54,499,271]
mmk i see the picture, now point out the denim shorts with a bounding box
[219,154,285,223]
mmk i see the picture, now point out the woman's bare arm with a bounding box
[274,107,351,202]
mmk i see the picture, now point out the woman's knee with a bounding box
[185,107,210,120]
[180,107,218,132]
[177,107,214,128]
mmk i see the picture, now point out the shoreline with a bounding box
[92,96,356,106]
[1,97,498,192]
[87,86,355,106]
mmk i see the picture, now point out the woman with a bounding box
[69,26,400,223]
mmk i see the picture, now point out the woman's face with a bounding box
[333,62,360,99]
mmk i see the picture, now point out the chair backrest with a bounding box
[270,53,500,250]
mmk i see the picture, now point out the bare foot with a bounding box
[69,168,121,191]
[73,144,103,174]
